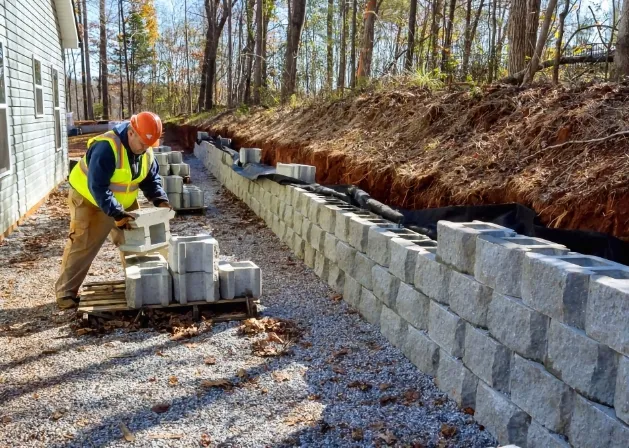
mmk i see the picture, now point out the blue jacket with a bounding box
[86,122,168,219]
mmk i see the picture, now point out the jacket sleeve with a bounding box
[87,141,126,219]
[139,158,169,206]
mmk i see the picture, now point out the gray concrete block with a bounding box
[163,175,184,193]
[155,152,170,166]
[336,241,357,276]
[178,163,191,177]
[231,261,262,298]
[436,352,478,408]
[327,264,345,294]
[349,217,378,252]
[437,220,516,275]
[125,255,172,308]
[240,148,261,165]
[314,251,329,279]
[474,382,530,447]
[366,226,397,267]
[527,421,570,448]
[270,194,280,215]
[168,235,219,274]
[291,187,308,209]
[293,211,304,235]
[380,305,407,348]
[172,271,219,303]
[428,301,466,358]
[403,326,440,377]
[317,203,341,233]
[158,163,170,176]
[304,244,316,269]
[616,356,629,425]
[358,288,382,326]
[119,208,175,253]
[354,252,375,290]
[523,253,629,330]
[323,233,338,262]
[414,252,451,304]
[475,235,569,297]
[293,235,305,260]
[389,237,431,283]
[335,210,370,243]
[276,163,316,183]
[170,163,183,176]
[546,319,618,406]
[301,217,313,244]
[168,192,182,210]
[396,283,429,331]
[168,151,183,164]
[283,204,295,228]
[307,195,327,223]
[448,270,493,328]
[488,291,549,362]
[511,354,574,434]
[283,227,295,248]
[463,324,512,393]
[568,394,629,448]
[182,189,191,208]
[586,272,629,356]
[372,265,400,308]
[343,276,362,308]
[218,261,235,299]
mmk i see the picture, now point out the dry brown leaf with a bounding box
[379,383,392,391]
[151,403,170,414]
[272,371,291,382]
[403,389,421,404]
[200,379,233,390]
[204,356,217,365]
[168,375,178,386]
[156,351,167,357]
[333,348,349,358]
[51,409,67,421]
[370,421,385,431]
[119,422,135,442]
[148,433,183,440]
[200,433,212,447]
[1,416,11,424]
[236,368,248,378]
[308,394,321,400]
[379,395,397,406]
[351,428,364,441]
[76,328,93,336]
[42,349,59,355]
[183,343,199,349]
[440,423,458,439]
[330,294,343,302]
[32,393,40,399]
[463,407,475,416]
[75,418,89,427]
[348,381,372,391]
[377,430,397,445]
[300,341,313,348]
[62,432,74,440]
[267,332,284,344]
[332,366,347,375]
[148,376,157,382]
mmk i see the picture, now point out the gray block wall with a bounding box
[196,140,629,448]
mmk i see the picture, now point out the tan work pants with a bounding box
[55,188,138,300]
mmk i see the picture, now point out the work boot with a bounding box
[56,296,80,310]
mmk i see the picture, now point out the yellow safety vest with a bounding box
[68,130,154,210]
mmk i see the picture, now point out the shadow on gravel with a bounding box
[0,303,68,339]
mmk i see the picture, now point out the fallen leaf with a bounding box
[403,389,421,404]
[200,433,212,446]
[272,371,291,382]
[204,356,217,365]
[32,393,40,399]
[42,349,59,355]
[236,368,248,378]
[440,423,458,439]
[119,422,135,442]
[267,332,284,344]
[370,421,385,431]
[200,379,232,390]
[332,366,347,375]
[62,433,74,440]
[333,348,349,359]
[330,294,343,302]
[348,380,372,391]
[463,407,475,415]
[1,416,11,424]
[307,394,321,400]
[151,403,170,414]
[168,375,178,386]
[377,431,397,445]
[300,341,313,348]
[156,351,167,357]
[433,397,446,406]
[379,395,397,406]
[148,433,183,440]
[75,418,89,427]
[183,343,198,349]
[351,428,364,441]
[51,409,67,421]
[76,328,93,336]
[148,376,157,382]
[379,383,392,391]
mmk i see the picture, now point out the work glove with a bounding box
[114,211,136,230]
[157,201,173,210]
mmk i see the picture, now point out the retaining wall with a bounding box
[195,141,629,448]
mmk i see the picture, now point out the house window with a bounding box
[52,67,61,151]
[33,57,43,117]
[0,42,10,178]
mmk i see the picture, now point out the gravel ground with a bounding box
[0,149,497,448]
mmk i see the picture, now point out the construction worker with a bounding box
[55,112,171,309]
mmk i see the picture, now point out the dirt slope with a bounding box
[169,82,629,240]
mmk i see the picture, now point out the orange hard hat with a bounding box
[130,111,162,147]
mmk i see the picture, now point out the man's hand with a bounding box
[115,211,136,230]
[157,201,173,210]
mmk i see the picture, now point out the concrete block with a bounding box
[316,203,340,233]
[231,261,262,298]
[323,233,338,262]
[335,210,370,243]
[170,163,182,176]
[358,288,382,326]
[283,227,295,248]
[428,301,466,358]
[276,163,316,183]
[448,270,493,328]
[182,189,191,208]
[304,244,316,268]
[349,217,378,252]
[309,224,326,251]
[124,255,171,308]
[283,204,295,228]
[436,352,478,408]
[172,271,219,303]
[301,217,312,243]
[568,394,629,448]
[168,151,183,164]
[389,237,431,283]
[336,241,356,276]
[488,291,549,362]
[282,186,295,206]
[586,272,629,356]
[168,192,182,210]
[380,305,407,348]
[437,220,516,275]
[197,131,209,140]
[307,195,327,223]
[155,152,170,166]
[354,252,375,290]
[293,235,305,260]
[250,197,260,216]
[403,326,440,377]
[523,253,629,330]
[343,276,361,308]
[527,421,570,448]
[474,382,530,447]
[463,324,512,393]
[168,235,219,274]
[511,354,574,433]
[218,261,235,299]
[616,356,629,425]
[372,265,400,308]
[326,264,345,294]
[158,163,170,176]
[270,194,280,215]
[291,187,307,208]
[475,235,569,297]
[414,252,451,304]
[163,175,184,194]
[293,211,304,235]
[119,208,175,253]
[239,148,261,165]
[396,283,429,331]
[155,145,172,153]
[546,319,618,406]
[366,226,397,267]
[314,251,329,279]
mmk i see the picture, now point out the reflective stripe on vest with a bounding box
[78,159,140,193]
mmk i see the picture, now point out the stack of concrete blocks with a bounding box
[119,207,175,254]
[197,131,209,140]
[183,185,204,209]
[194,139,629,448]
[162,175,184,209]
[276,163,316,184]
[169,235,220,303]
[240,148,262,165]
[154,145,172,153]
[124,254,172,308]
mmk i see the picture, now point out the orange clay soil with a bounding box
[167,82,629,240]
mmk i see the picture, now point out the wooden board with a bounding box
[174,206,207,215]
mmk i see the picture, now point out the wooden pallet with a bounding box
[78,280,259,321]
[174,206,207,215]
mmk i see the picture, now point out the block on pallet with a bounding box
[125,255,172,308]
[463,324,512,393]
[403,326,440,377]
[414,252,451,304]
[239,148,261,165]
[354,252,375,290]
[172,271,219,303]
[372,265,400,308]
[436,352,478,408]
[169,235,219,274]
[428,301,466,358]
[437,220,516,275]
[616,356,629,425]
[168,151,183,164]
[568,394,629,448]
[389,237,431,283]
[475,235,569,297]
[546,319,617,406]
[182,189,191,208]
[119,208,175,253]
[163,175,184,194]
[197,131,209,140]
[155,152,170,166]
[165,191,181,209]
[380,305,407,348]
[511,354,574,434]
[231,261,261,298]
[474,382,530,447]
[170,163,182,176]
[358,288,382,326]
[523,253,629,330]
[448,270,493,328]
[218,261,235,299]
[395,283,429,331]
[158,163,170,176]
[586,272,629,356]
[155,145,172,153]
[488,291,549,362]
[343,276,362,308]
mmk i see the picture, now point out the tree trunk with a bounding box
[281,0,307,101]
[120,0,131,114]
[253,0,264,104]
[326,0,334,90]
[461,0,484,79]
[82,0,94,119]
[417,6,429,69]
[99,0,109,120]
[405,0,417,71]
[488,0,497,82]
[617,0,629,78]
[429,0,443,70]
[198,1,212,110]
[338,0,348,91]
[441,0,456,74]
[356,0,377,82]
[185,0,193,113]
[77,0,87,120]
[262,0,272,88]
[553,0,570,84]
[350,0,357,87]
[526,0,541,59]
[522,0,559,84]
[118,1,125,118]
[508,0,527,74]
[204,0,231,109]
[240,0,255,104]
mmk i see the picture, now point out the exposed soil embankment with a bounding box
[168,83,629,240]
